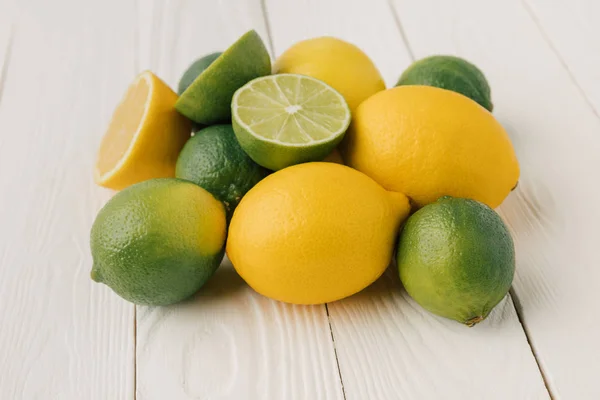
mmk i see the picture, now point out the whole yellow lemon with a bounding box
[274,37,385,111]
[227,163,410,304]
[341,86,519,208]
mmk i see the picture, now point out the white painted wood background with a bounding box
[0,0,597,399]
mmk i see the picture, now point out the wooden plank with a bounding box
[330,271,549,400]
[265,0,550,399]
[137,260,343,400]
[134,2,344,399]
[0,33,11,82]
[0,1,136,399]
[265,0,408,87]
[390,0,600,398]
[0,1,15,91]
[524,0,600,115]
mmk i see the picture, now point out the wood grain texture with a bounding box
[137,260,343,400]
[134,2,343,399]
[0,1,135,399]
[265,0,409,87]
[331,271,549,400]
[524,0,600,115]
[264,1,549,399]
[2,0,597,398]
[0,1,15,89]
[390,0,600,397]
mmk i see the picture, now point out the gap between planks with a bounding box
[375,2,552,397]
[129,1,568,397]
[259,0,276,59]
[260,0,551,397]
[384,0,600,397]
[385,0,415,61]
[134,2,345,399]
[0,23,15,109]
[509,288,554,399]
[259,1,348,397]
[386,0,556,398]
[521,0,600,121]
[325,304,347,400]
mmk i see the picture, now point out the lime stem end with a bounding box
[465,315,484,327]
[90,266,103,283]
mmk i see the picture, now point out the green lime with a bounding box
[176,124,270,217]
[179,53,222,133]
[397,196,514,326]
[175,30,271,124]
[90,178,226,306]
[396,55,493,111]
[231,73,351,170]
[178,52,222,95]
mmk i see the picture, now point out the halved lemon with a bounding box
[94,71,191,190]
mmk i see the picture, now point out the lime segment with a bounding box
[175,30,271,124]
[232,74,351,170]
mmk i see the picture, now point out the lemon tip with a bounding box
[388,191,411,221]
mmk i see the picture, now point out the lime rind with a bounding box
[175,30,271,124]
[397,55,493,111]
[232,74,350,147]
[175,125,270,218]
[231,74,351,170]
[177,52,222,95]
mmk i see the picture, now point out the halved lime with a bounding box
[177,52,222,95]
[175,30,271,125]
[231,74,351,170]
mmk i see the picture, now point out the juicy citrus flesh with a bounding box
[232,74,351,170]
[175,30,271,124]
[96,76,149,172]
[90,178,227,306]
[274,37,385,111]
[397,197,515,326]
[95,71,191,190]
[227,162,411,305]
[234,74,349,143]
[342,85,519,208]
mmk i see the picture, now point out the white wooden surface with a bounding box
[0,0,598,399]
[0,1,135,399]
[390,1,600,398]
[134,2,343,399]
[524,0,600,114]
[266,1,548,399]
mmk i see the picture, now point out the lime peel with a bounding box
[232,74,351,171]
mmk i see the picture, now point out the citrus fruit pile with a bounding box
[91,30,519,326]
